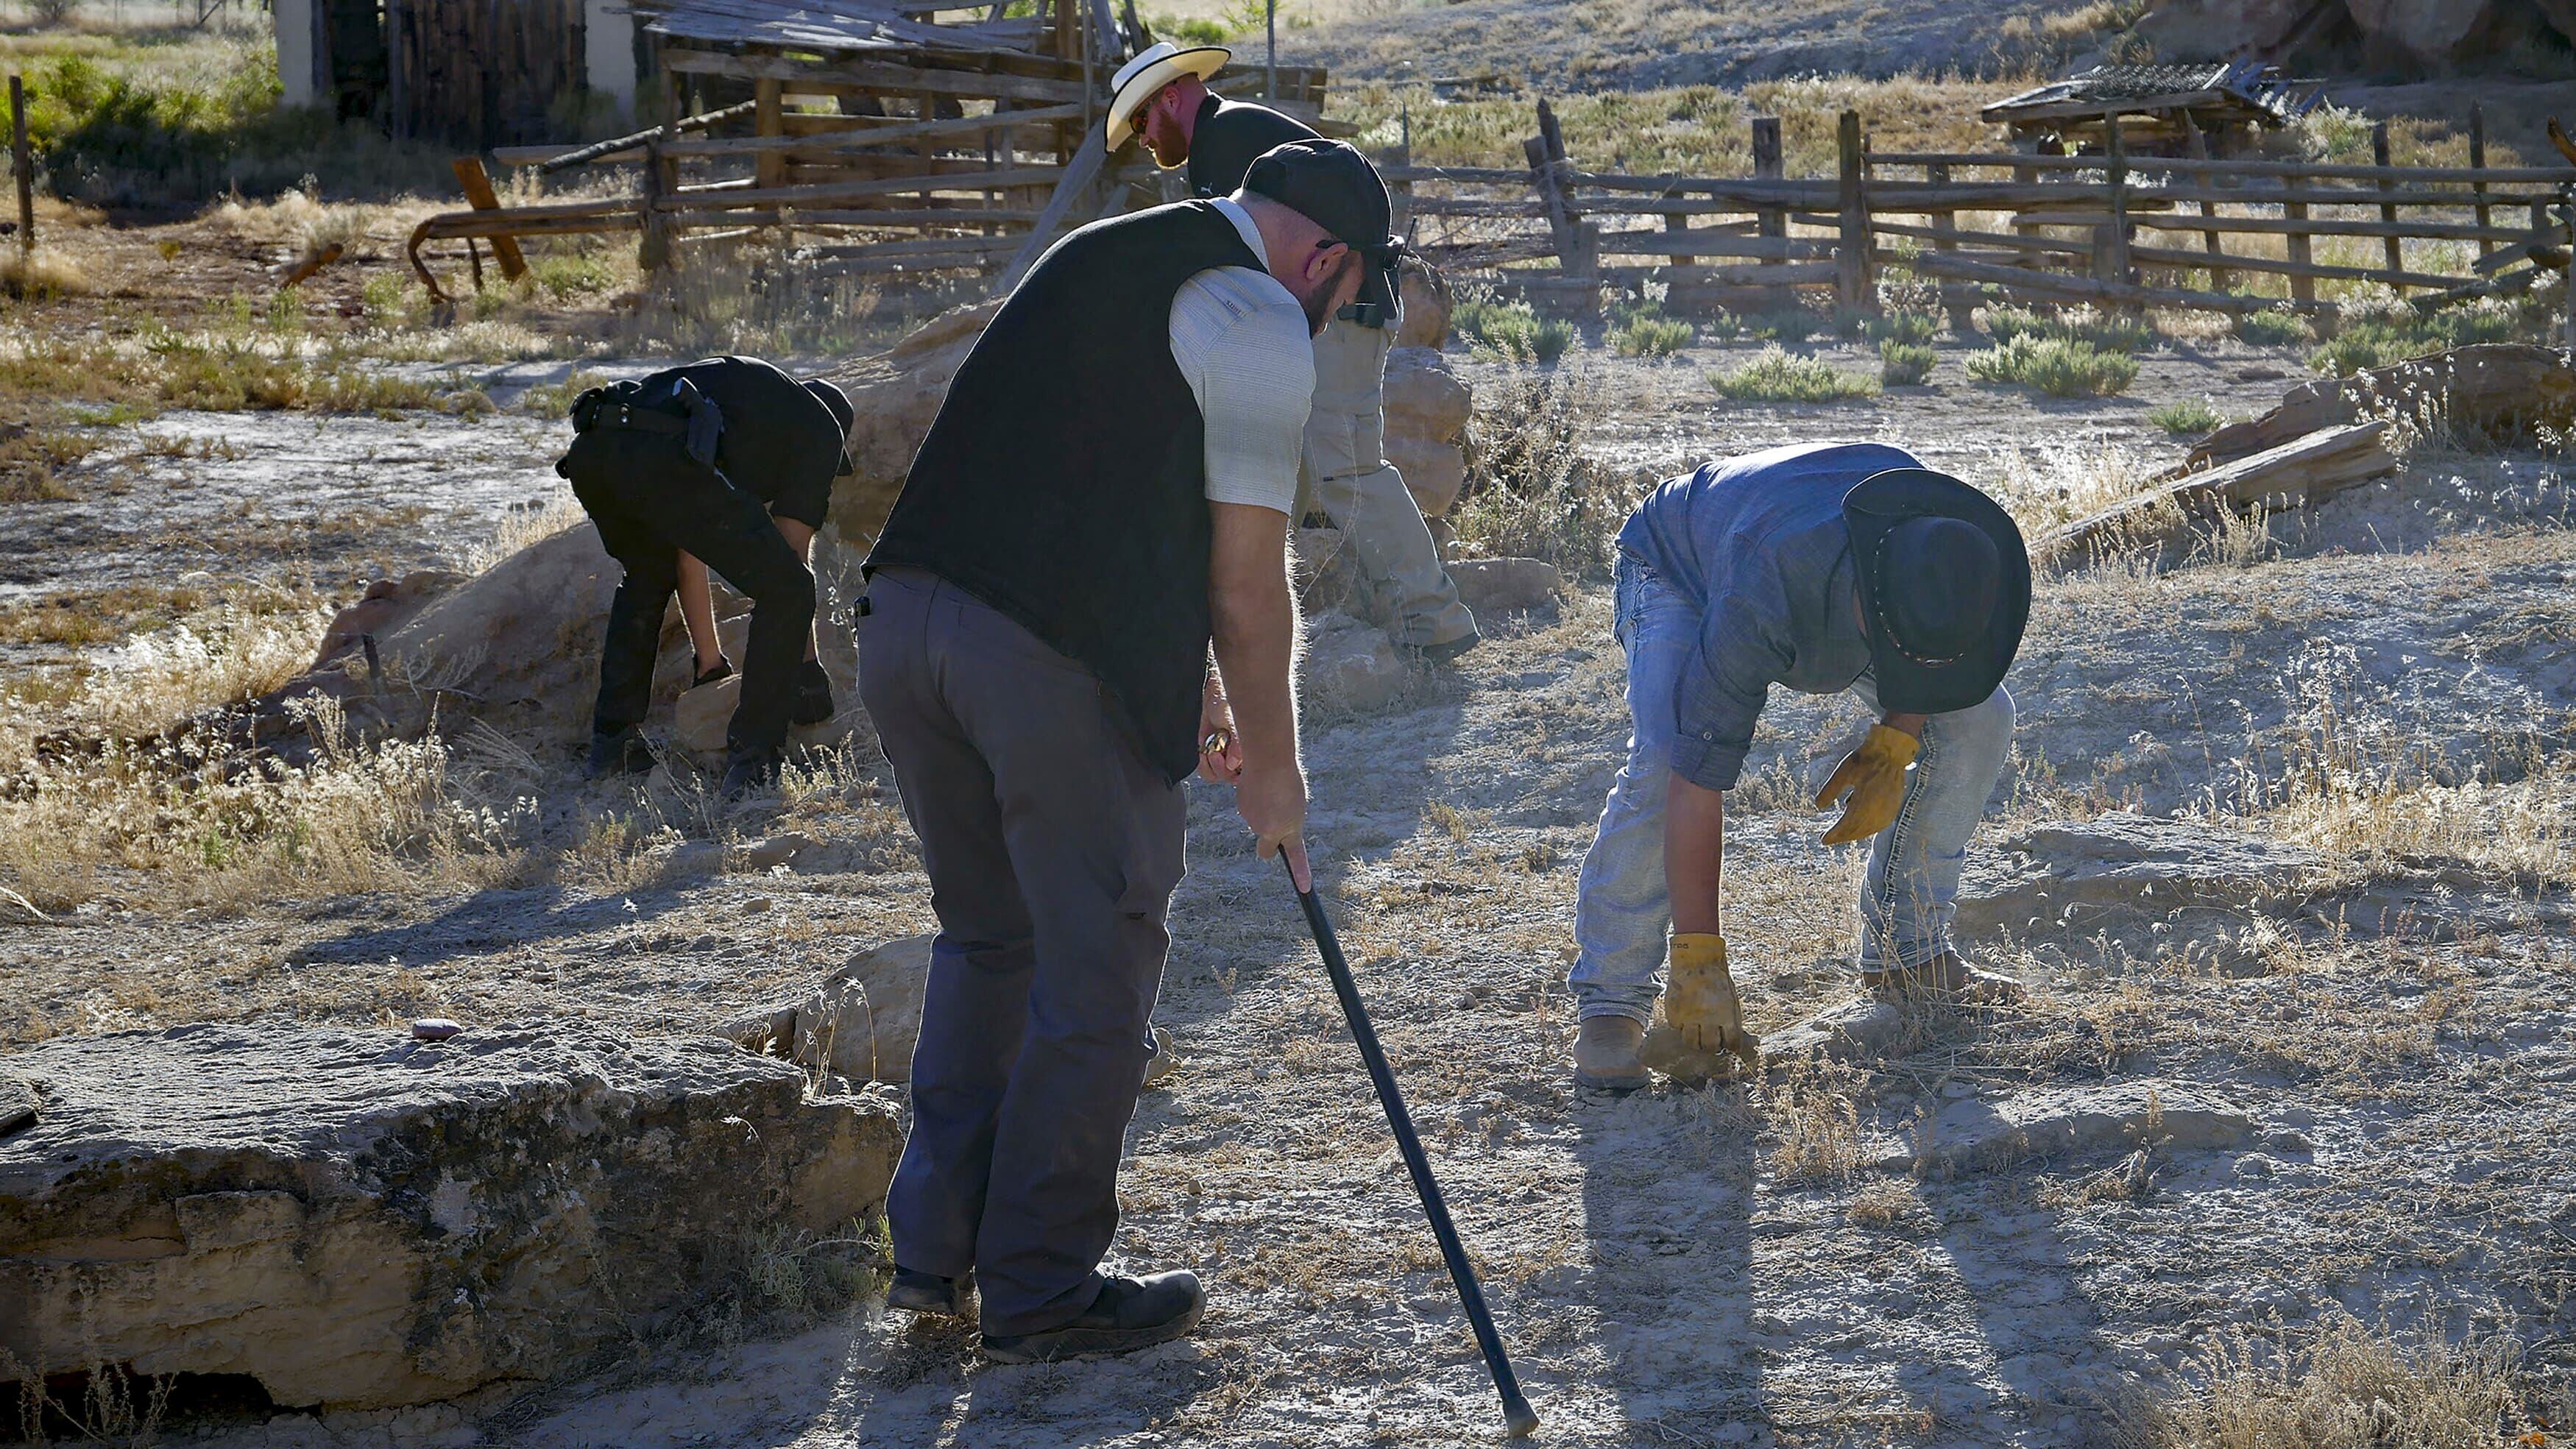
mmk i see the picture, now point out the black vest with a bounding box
[1183,96,1318,200]
[866,202,1263,783]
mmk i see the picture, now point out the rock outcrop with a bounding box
[2134,0,2338,60]
[2345,0,2499,67]
[310,570,464,672]
[1448,556,1564,616]
[1953,812,2326,940]
[0,1024,900,1411]
[721,935,935,1086]
[2190,344,2576,467]
[1384,348,1473,520]
[372,524,623,741]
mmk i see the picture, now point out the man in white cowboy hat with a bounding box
[1104,40,1481,662]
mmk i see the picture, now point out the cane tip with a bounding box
[1504,1397,1540,1438]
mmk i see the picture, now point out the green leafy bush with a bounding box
[1454,294,1578,363]
[2306,299,2530,377]
[2149,397,2223,435]
[1611,315,1695,356]
[1984,304,2156,353]
[1870,310,1939,347]
[1966,335,2139,397]
[1879,340,1936,386]
[1150,13,1228,44]
[1708,347,1881,403]
[1743,308,1822,344]
[2231,308,2314,347]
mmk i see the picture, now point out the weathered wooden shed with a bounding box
[275,0,646,143]
[1981,61,2326,156]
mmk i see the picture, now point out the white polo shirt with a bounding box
[1166,198,1314,516]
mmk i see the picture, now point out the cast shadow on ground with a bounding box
[289,881,693,970]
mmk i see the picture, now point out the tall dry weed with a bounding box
[2144,1314,2545,1449]
[1453,368,1638,578]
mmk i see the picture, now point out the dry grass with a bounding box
[1452,366,1640,578]
[1763,1057,1866,1188]
[0,247,93,300]
[2143,1314,2548,1449]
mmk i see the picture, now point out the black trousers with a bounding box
[559,425,815,754]
[855,568,1186,1337]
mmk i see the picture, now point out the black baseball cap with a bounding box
[1242,137,1406,319]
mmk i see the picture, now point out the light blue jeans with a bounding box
[1569,555,2017,1023]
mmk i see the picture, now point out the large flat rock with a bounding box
[1888,1083,2259,1178]
[0,1023,899,1411]
[1953,811,2324,940]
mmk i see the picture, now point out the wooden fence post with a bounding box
[10,74,30,257]
[1925,160,1974,333]
[753,79,785,190]
[639,135,671,273]
[1836,110,1872,314]
[2187,118,2230,294]
[2469,103,2494,262]
[2563,186,2575,356]
[2284,199,2315,313]
[2371,120,2403,292]
[2102,110,2136,311]
[449,157,527,282]
[1752,116,1787,311]
[1384,140,1412,232]
[1524,97,1595,298]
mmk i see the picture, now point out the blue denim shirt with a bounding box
[1616,442,1922,790]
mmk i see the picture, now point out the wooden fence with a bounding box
[1387,101,2576,320]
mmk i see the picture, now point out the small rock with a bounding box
[1448,557,1563,617]
[673,675,739,756]
[2234,364,2288,382]
[1142,1026,1180,1087]
[0,1074,38,1137]
[1302,611,1407,713]
[743,896,774,913]
[738,832,818,871]
[408,1018,463,1042]
[2263,1128,2315,1155]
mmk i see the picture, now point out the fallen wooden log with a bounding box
[2041,422,2396,566]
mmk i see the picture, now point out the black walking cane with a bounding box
[1282,854,1540,1438]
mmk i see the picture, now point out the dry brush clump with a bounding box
[2140,1314,2556,1449]
[1454,366,1639,578]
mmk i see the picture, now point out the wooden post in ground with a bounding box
[2563,186,2575,355]
[753,79,785,190]
[10,74,30,257]
[2284,199,2315,313]
[639,136,672,273]
[1926,160,1973,333]
[2102,110,2136,311]
[2470,103,2494,263]
[1384,140,1412,232]
[1752,116,1787,311]
[449,157,526,281]
[1526,98,1594,300]
[2371,119,2403,291]
[2188,118,2230,294]
[1835,109,1872,314]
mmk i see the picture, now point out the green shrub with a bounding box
[2149,397,2223,435]
[1870,310,1939,347]
[1983,303,2155,353]
[1966,335,2139,397]
[1879,340,1936,386]
[2305,300,2530,377]
[526,253,618,302]
[1708,347,1881,403]
[1454,294,1577,363]
[1743,308,1822,344]
[1610,315,1695,357]
[2230,308,2314,347]
[1150,13,1228,44]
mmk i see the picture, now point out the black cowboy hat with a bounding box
[1841,467,2030,715]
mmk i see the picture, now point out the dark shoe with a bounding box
[690,656,735,689]
[585,726,654,778]
[1405,631,1482,665]
[718,747,781,796]
[789,658,835,726]
[888,1267,973,1316]
[981,1271,1204,1364]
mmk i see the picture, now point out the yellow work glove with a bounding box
[1665,932,1758,1074]
[1814,723,1920,846]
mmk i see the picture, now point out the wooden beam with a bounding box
[449,157,527,281]
[1836,110,1870,312]
[2039,422,2395,566]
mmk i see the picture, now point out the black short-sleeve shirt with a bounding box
[665,355,844,528]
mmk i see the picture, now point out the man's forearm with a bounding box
[1665,773,1726,936]
[676,553,721,670]
[1210,570,1300,771]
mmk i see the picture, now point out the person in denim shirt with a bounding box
[1568,442,2031,1091]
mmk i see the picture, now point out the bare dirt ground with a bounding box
[9,297,2576,1443]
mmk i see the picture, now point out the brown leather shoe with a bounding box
[1571,1015,1651,1092]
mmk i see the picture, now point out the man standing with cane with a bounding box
[857,140,1394,1362]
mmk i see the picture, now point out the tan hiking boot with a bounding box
[1862,952,2026,1005]
[1571,1015,1651,1092]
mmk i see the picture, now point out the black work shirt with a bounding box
[1183,94,1317,199]
[660,355,844,528]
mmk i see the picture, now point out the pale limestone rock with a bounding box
[1889,1083,2258,1177]
[0,1023,899,1410]
[672,672,738,756]
[718,935,932,1086]
[1302,610,1409,713]
[1448,557,1564,615]
[1953,811,2325,940]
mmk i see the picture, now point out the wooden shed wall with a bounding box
[388,0,591,146]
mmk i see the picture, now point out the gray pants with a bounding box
[854,567,1186,1337]
[1299,316,1477,649]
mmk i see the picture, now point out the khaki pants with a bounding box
[1297,317,1476,649]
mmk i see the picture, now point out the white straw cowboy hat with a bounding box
[1105,42,1230,149]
